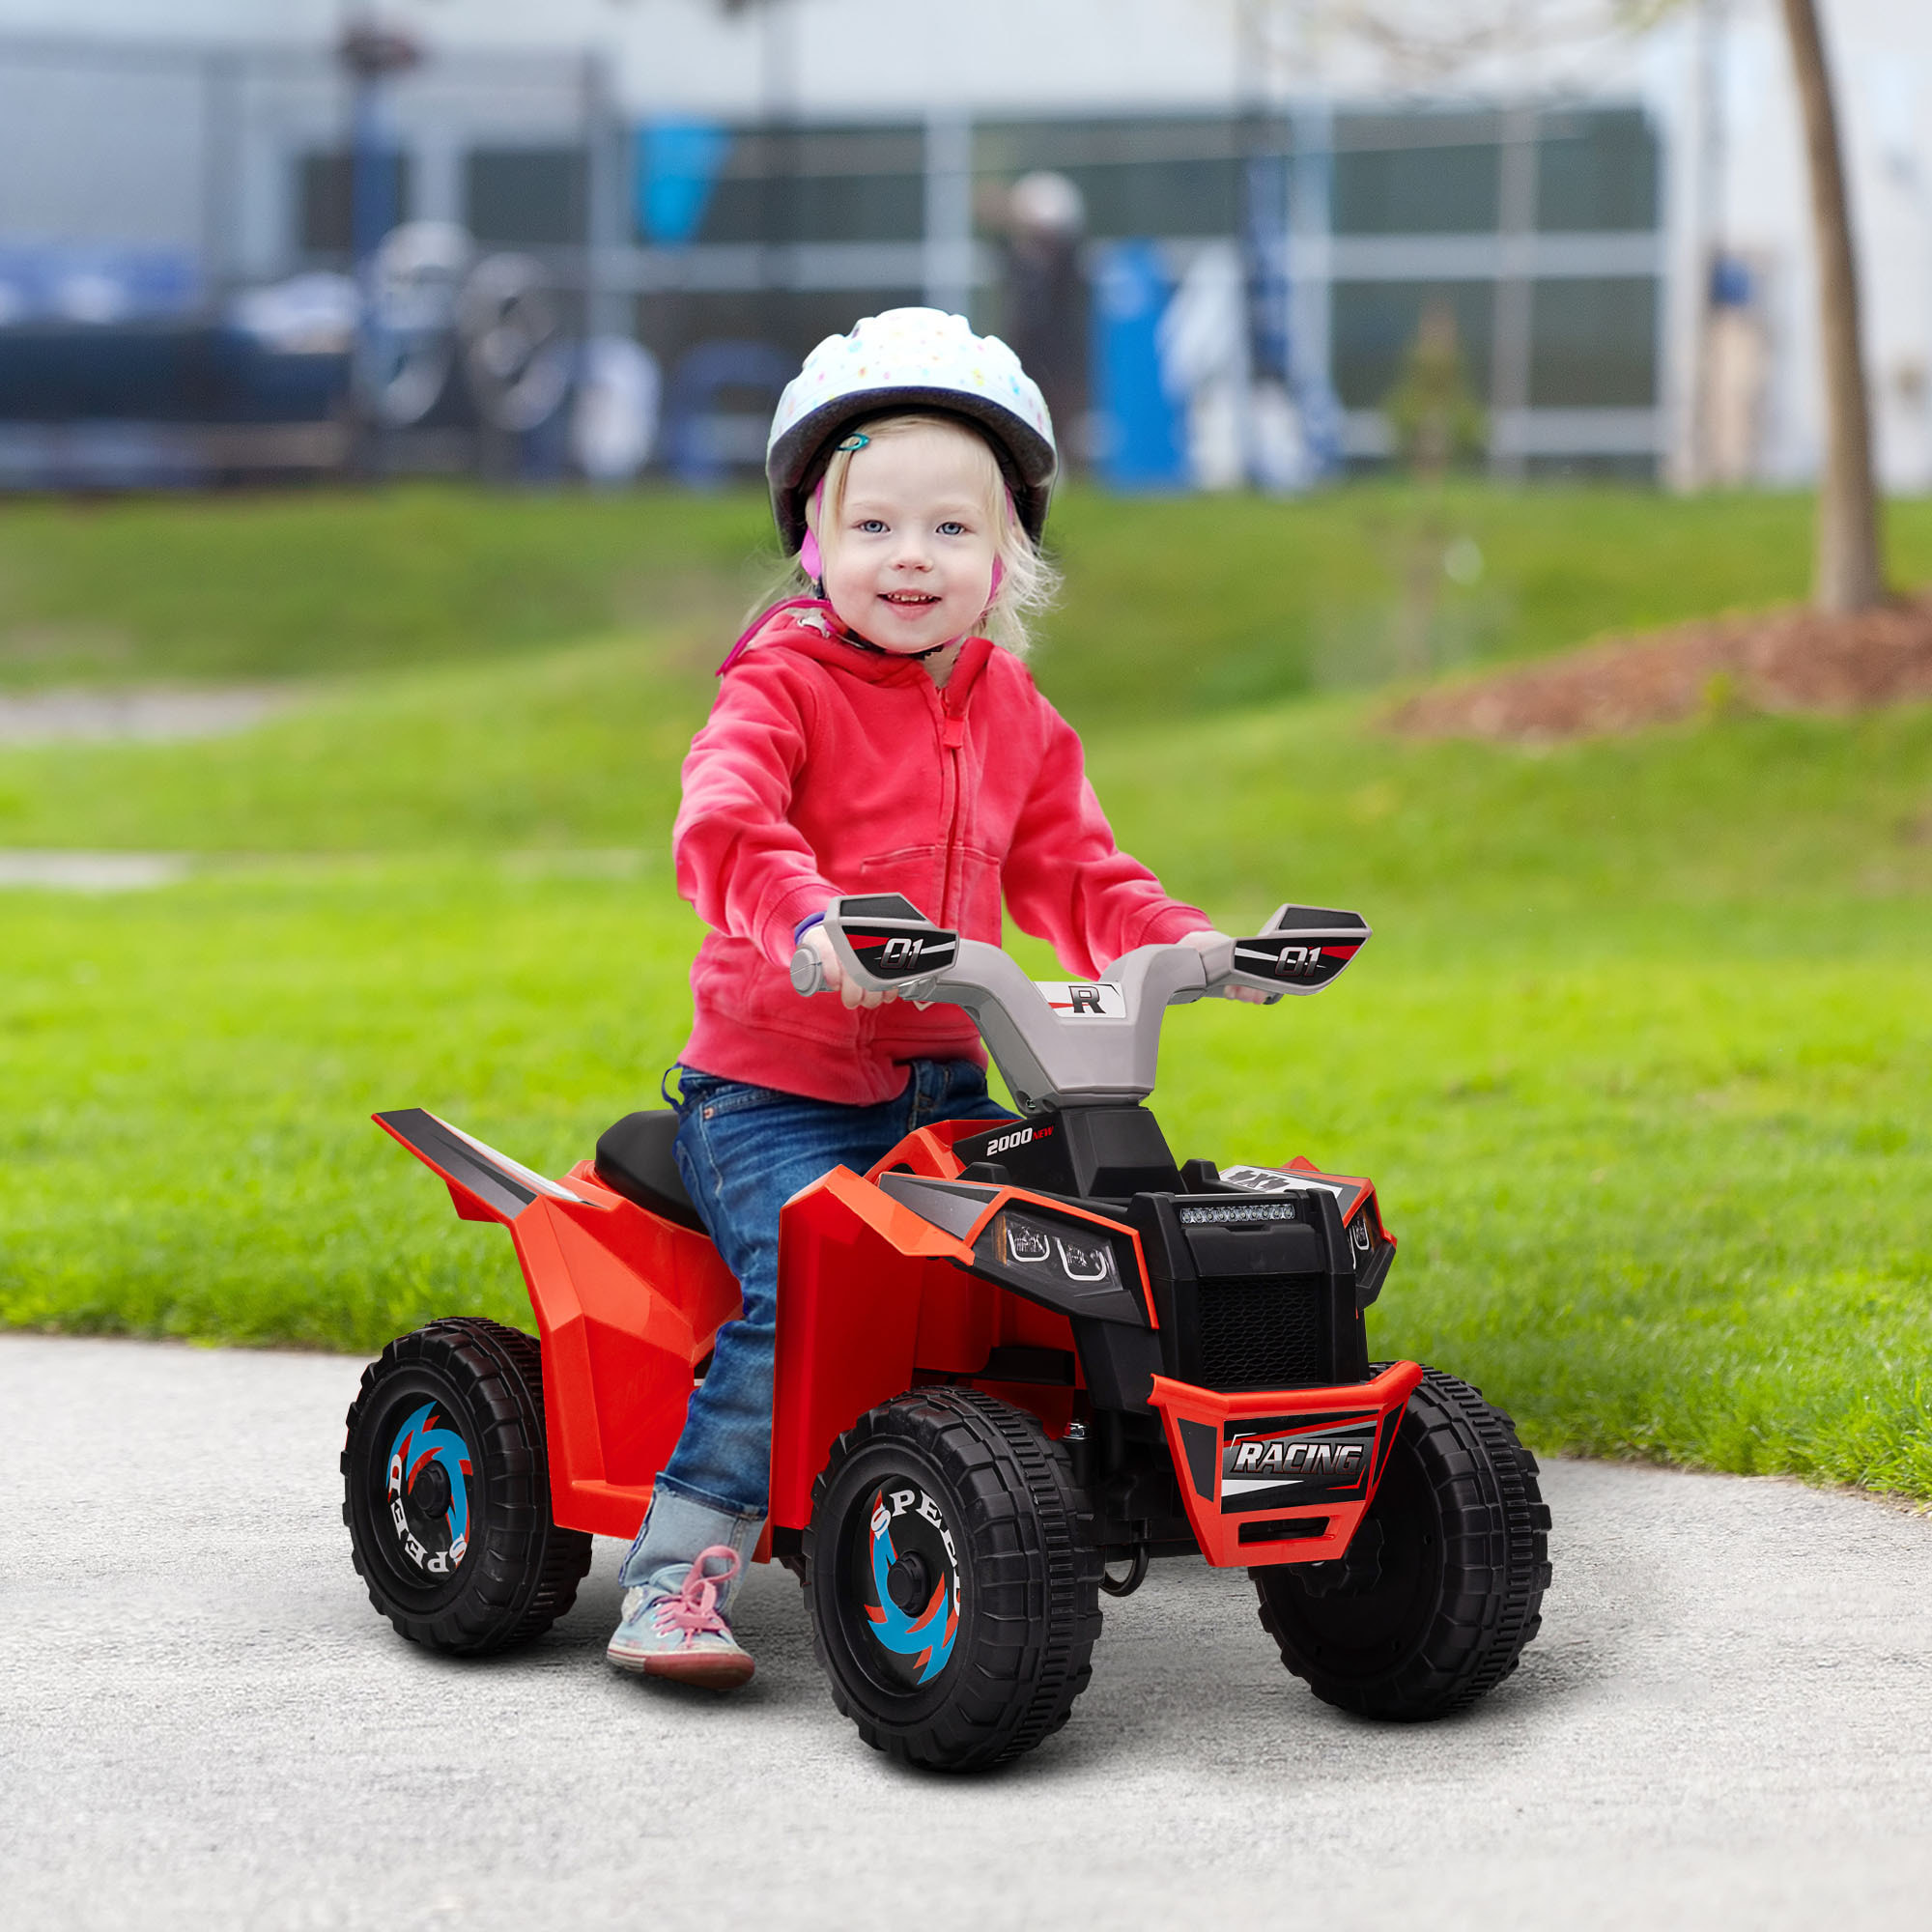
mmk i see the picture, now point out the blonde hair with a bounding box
[782,411,1059,658]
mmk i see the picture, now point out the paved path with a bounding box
[0,687,287,746]
[5,1333,1930,1930]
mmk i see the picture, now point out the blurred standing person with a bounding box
[1002,172,1090,472]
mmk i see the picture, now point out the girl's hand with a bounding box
[802,923,900,1010]
[1178,928,1271,1004]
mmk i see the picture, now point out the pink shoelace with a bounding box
[652,1544,743,1644]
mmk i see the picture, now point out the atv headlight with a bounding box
[969,1206,1147,1323]
[997,1209,1117,1286]
[1348,1202,1382,1270]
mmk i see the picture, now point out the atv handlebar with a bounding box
[789,895,1369,1113]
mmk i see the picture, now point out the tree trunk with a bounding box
[1779,0,1885,611]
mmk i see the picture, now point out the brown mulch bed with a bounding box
[1385,592,1932,742]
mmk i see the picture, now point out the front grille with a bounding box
[1193,1275,1325,1390]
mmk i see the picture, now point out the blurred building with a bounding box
[0,0,1923,493]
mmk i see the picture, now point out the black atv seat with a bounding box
[593,1110,707,1233]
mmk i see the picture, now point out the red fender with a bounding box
[374,1112,740,1540]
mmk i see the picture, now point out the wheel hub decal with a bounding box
[385,1403,472,1574]
[859,1484,959,1685]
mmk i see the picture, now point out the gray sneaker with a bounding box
[607,1545,754,1689]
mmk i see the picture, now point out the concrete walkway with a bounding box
[4,1332,1929,1930]
[0,687,287,745]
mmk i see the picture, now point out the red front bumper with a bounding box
[1148,1360,1425,1568]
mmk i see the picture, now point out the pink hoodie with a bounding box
[673,611,1208,1105]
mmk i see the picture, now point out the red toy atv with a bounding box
[344,896,1550,1770]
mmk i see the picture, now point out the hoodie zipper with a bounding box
[936,687,968,926]
[852,660,971,1054]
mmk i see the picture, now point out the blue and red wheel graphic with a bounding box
[384,1403,473,1574]
[855,1482,960,1688]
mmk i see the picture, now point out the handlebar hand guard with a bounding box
[1225,905,1372,998]
[788,894,957,1001]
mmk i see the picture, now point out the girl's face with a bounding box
[815,424,1000,655]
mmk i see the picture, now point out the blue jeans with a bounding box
[658,1059,1014,1520]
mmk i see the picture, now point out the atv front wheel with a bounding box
[342,1317,592,1654]
[805,1387,1103,1772]
[1253,1367,1550,1720]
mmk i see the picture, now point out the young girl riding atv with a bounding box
[611,307,1255,1686]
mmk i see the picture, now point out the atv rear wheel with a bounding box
[1253,1367,1550,1720]
[342,1317,592,1655]
[805,1387,1103,1772]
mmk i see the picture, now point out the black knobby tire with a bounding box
[342,1316,592,1655]
[1253,1366,1551,1720]
[805,1387,1103,1772]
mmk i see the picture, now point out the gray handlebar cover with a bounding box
[789,895,1367,1113]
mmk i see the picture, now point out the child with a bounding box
[608,307,1240,1689]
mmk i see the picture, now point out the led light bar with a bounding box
[1177,1202,1300,1225]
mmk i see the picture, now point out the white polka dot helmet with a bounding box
[765,306,1058,554]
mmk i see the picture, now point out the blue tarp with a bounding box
[1091,241,1185,491]
[0,325,345,423]
[633,120,733,246]
[0,242,200,327]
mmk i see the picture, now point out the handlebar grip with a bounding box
[789,946,827,996]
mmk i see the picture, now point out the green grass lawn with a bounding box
[9,479,1932,723]
[2,484,1929,1497]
